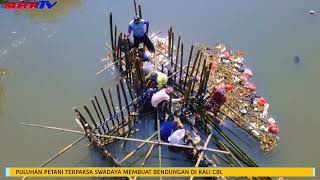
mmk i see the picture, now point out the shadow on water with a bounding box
[11,0,81,20]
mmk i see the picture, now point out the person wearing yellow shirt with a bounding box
[146,71,168,89]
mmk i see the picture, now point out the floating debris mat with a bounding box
[176,44,280,152]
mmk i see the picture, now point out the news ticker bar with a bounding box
[4,167,316,177]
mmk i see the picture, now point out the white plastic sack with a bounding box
[143,62,154,75]
[168,129,186,145]
[267,117,276,124]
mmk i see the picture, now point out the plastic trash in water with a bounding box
[309,10,315,14]
[267,117,276,124]
[293,56,301,64]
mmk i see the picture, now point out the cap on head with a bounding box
[165,86,174,95]
[134,16,140,24]
[138,47,144,53]
[216,88,225,96]
[150,72,158,81]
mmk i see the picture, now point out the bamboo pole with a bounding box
[91,98,107,133]
[197,66,207,97]
[97,92,142,131]
[133,0,137,16]
[117,33,123,72]
[109,13,114,51]
[83,105,103,134]
[156,110,162,168]
[94,96,110,131]
[119,132,157,164]
[169,95,172,114]
[132,143,156,180]
[119,79,135,149]
[138,5,142,18]
[108,89,120,124]
[74,107,93,131]
[201,68,211,95]
[21,136,86,180]
[184,45,193,90]
[125,78,137,110]
[19,122,230,154]
[188,50,200,83]
[179,43,184,83]
[189,101,260,167]
[191,54,203,92]
[168,27,172,57]
[122,33,131,81]
[170,32,174,66]
[101,87,116,126]
[141,144,155,167]
[20,122,86,134]
[216,138,243,167]
[189,134,212,180]
[97,60,118,75]
[119,79,130,115]
[174,36,181,84]
[114,25,117,54]
[104,42,113,52]
[116,84,125,126]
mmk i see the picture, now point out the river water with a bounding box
[0,0,319,179]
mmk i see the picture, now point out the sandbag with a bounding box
[168,129,186,145]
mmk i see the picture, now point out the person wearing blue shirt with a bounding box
[126,16,155,53]
[138,48,151,62]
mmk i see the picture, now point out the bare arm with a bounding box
[127,25,133,37]
[144,20,149,34]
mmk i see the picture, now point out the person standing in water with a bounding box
[126,16,155,53]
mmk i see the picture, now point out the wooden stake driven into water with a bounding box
[133,0,137,16]
[191,54,204,93]
[170,32,175,66]
[83,105,103,134]
[188,50,200,85]
[94,96,110,131]
[116,84,125,126]
[108,89,120,125]
[179,43,184,83]
[123,34,133,82]
[91,98,107,133]
[119,79,131,115]
[114,25,117,53]
[168,27,172,58]
[138,5,142,18]
[184,45,193,90]
[74,107,93,132]
[101,87,116,126]
[117,33,123,72]
[174,36,181,84]
[109,13,114,52]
